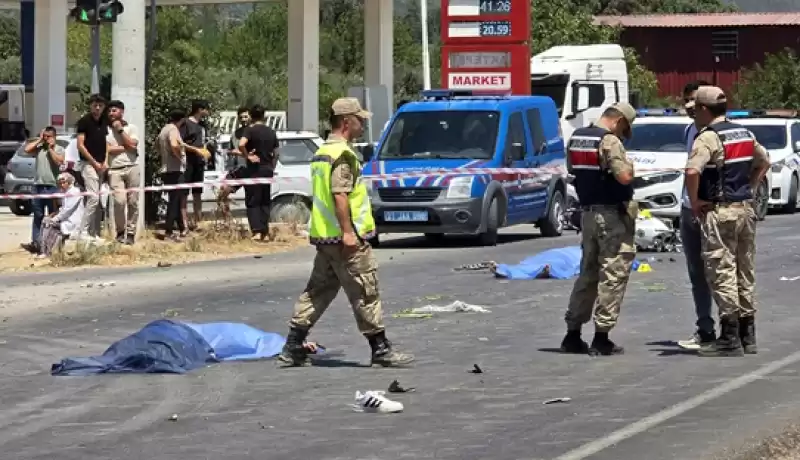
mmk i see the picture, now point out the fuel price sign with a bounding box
[441,0,530,44]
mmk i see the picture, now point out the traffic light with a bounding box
[69,0,97,25]
[98,0,124,23]
[69,0,124,25]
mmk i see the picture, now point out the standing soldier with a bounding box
[560,103,637,357]
[684,86,769,357]
[277,97,414,368]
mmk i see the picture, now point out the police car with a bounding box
[364,89,568,246]
[626,108,777,222]
[625,109,693,222]
[729,110,800,214]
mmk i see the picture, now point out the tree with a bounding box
[736,49,800,110]
[530,0,662,105]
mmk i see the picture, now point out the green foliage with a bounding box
[735,49,800,110]
[530,0,662,106]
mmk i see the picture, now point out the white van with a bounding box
[531,44,630,141]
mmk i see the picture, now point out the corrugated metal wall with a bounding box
[620,26,800,99]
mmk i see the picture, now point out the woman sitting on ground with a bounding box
[38,173,85,257]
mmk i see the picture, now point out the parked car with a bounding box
[199,130,324,223]
[627,109,771,224]
[4,133,74,216]
[729,110,800,214]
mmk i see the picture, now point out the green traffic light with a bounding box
[104,9,113,18]
[79,9,89,22]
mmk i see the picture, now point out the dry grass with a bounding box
[0,207,308,273]
[720,425,800,460]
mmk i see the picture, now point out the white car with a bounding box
[195,131,323,222]
[625,113,692,222]
[734,114,800,214]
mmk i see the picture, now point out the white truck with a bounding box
[530,44,630,141]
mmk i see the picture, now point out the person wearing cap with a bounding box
[277,97,414,368]
[560,102,637,357]
[676,80,716,351]
[685,86,770,357]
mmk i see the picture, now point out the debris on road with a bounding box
[645,283,667,292]
[80,281,116,288]
[392,311,434,319]
[470,364,483,374]
[157,261,172,268]
[168,414,178,421]
[411,301,490,314]
[543,397,571,405]
[388,379,415,393]
[454,262,493,271]
[780,275,800,281]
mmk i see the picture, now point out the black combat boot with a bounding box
[588,332,624,356]
[739,316,757,354]
[276,327,311,367]
[698,316,744,357]
[560,330,589,354]
[368,331,414,367]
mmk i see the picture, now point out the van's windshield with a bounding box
[378,110,500,160]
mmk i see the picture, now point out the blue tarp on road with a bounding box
[493,246,583,280]
[51,320,288,376]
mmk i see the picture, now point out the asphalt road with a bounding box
[1,216,800,460]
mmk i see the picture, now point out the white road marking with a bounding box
[553,350,800,460]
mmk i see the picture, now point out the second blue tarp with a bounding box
[493,246,583,280]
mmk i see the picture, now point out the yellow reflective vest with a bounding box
[308,139,376,245]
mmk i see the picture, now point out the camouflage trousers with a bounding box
[289,241,385,335]
[699,202,757,320]
[565,207,636,332]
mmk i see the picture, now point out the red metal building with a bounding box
[593,13,800,98]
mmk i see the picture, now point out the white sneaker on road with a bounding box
[353,390,404,414]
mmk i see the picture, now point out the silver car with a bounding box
[4,134,74,216]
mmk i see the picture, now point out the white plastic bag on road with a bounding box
[410,301,490,314]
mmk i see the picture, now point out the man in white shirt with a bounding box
[106,100,141,245]
[677,80,714,350]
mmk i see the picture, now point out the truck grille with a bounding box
[378,187,442,202]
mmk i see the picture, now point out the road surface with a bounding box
[1,217,800,460]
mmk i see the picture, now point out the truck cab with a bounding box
[530,44,629,141]
[363,90,568,246]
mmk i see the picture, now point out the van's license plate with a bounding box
[384,211,428,222]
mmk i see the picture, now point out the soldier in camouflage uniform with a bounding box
[685,86,770,357]
[560,102,638,357]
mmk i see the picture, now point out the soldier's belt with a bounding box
[712,201,749,208]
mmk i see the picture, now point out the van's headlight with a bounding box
[446,176,474,199]
[637,171,681,186]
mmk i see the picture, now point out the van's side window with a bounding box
[525,109,547,155]
[506,112,526,161]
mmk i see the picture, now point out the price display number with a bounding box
[479,21,511,37]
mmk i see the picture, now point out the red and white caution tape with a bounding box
[0,165,684,200]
